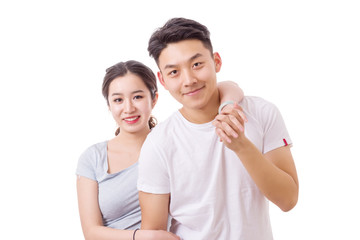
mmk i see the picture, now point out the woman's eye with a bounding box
[134,95,143,100]
[114,98,123,103]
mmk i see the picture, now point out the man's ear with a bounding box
[213,52,222,73]
[157,71,168,90]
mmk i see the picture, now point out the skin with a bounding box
[77,73,180,240]
[139,39,298,232]
[77,72,244,239]
[106,74,158,174]
[157,40,222,124]
[140,39,228,230]
[214,103,299,211]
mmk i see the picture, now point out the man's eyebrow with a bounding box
[164,63,177,70]
[164,53,203,69]
[189,53,203,61]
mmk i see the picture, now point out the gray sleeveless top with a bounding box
[76,141,141,229]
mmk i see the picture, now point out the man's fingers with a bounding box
[222,103,248,123]
[216,128,232,143]
[228,114,244,132]
[215,113,244,134]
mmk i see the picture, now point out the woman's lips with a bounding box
[123,116,140,124]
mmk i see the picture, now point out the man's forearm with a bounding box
[234,138,299,211]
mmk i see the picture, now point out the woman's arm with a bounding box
[217,81,244,106]
[217,81,247,143]
[76,176,179,240]
[77,176,133,240]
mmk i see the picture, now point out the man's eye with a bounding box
[169,70,177,76]
[193,62,202,68]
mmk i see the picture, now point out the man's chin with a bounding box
[181,101,209,111]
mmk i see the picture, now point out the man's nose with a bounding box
[183,70,197,86]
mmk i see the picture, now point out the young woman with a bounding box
[76,60,244,240]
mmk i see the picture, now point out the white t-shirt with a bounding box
[137,96,292,240]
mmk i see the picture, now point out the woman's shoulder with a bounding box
[76,141,108,180]
[78,140,108,166]
[81,140,107,156]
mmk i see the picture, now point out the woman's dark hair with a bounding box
[148,17,213,64]
[102,60,158,135]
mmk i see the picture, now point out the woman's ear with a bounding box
[213,52,222,73]
[152,92,159,108]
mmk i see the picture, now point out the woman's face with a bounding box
[108,73,157,135]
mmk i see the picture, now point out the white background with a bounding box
[1,0,359,239]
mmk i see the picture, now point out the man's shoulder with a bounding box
[146,112,180,142]
[241,96,274,107]
[241,96,278,113]
[239,96,281,125]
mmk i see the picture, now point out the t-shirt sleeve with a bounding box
[137,137,170,194]
[76,146,97,181]
[262,102,292,154]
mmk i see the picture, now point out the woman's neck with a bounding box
[114,127,150,146]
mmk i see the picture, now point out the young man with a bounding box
[137,18,299,239]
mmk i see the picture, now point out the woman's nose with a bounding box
[124,100,135,113]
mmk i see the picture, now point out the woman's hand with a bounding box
[213,102,247,145]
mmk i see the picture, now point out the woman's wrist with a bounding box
[218,100,234,114]
[132,230,154,240]
[133,228,139,240]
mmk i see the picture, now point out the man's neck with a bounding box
[179,89,220,124]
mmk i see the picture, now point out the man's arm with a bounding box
[232,139,298,212]
[139,192,170,230]
[263,145,299,210]
[213,107,299,212]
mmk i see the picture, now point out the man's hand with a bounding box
[213,103,248,150]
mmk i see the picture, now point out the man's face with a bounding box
[157,39,222,112]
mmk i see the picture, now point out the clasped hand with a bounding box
[212,103,248,151]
